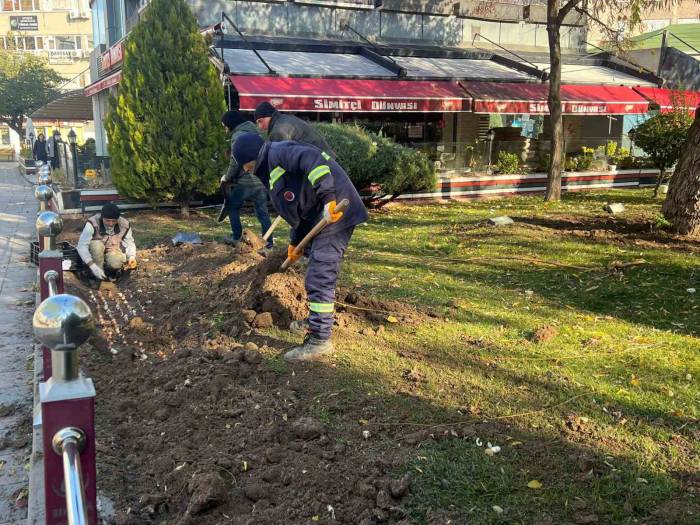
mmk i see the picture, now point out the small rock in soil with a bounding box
[243,482,267,502]
[242,310,257,324]
[243,348,262,364]
[376,489,392,509]
[253,312,274,328]
[360,327,375,336]
[244,342,259,351]
[186,471,227,515]
[390,474,412,498]
[291,417,325,440]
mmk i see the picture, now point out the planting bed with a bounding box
[64,230,424,525]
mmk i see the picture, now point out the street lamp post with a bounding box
[29,131,35,153]
[68,129,79,189]
[487,128,496,174]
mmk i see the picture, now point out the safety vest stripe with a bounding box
[269,167,285,189]
[321,151,331,160]
[309,302,334,313]
[308,165,330,185]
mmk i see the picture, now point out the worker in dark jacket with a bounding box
[233,133,368,362]
[220,110,273,247]
[254,102,336,158]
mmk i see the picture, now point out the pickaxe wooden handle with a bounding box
[263,216,283,241]
[280,199,350,271]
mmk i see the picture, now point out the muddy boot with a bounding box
[289,319,310,335]
[283,335,333,362]
[222,235,240,247]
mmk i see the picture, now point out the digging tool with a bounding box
[263,216,283,241]
[280,199,349,271]
[216,182,229,223]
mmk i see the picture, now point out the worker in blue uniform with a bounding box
[233,133,368,362]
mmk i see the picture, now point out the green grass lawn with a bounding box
[128,190,699,524]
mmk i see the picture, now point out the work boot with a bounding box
[288,319,310,335]
[283,335,333,362]
[222,235,240,247]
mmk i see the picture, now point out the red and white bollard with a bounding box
[34,294,97,525]
[36,211,64,381]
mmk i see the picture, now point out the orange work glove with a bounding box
[287,245,301,263]
[323,200,343,223]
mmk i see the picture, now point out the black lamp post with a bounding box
[68,129,79,188]
[487,128,496,174]
[29,131,35,152]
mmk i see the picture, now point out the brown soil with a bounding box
[65,232,426,525]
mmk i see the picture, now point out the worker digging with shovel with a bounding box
[233,133,368,362]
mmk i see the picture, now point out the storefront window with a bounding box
[0,128,11,146]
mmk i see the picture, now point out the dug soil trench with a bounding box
[65,231,426,525]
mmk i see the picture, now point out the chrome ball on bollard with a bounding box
[36,211,63,238]
[33,294,94,350]
[38,173,52,185]
[34,185,54,203]
[40,164,51,175]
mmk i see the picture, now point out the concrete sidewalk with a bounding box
[0,162,37,524]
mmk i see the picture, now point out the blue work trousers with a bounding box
[305,226,354,340]
[227,184,273,246]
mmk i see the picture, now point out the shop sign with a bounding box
[476,100,646,115]
[48,50,76,65]
[241,95,465,113]
[101,41,124,71]
[10,16,38,31]
[84,71,122,97]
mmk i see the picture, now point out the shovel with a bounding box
[216,182,229,223]
[280,199,349,271]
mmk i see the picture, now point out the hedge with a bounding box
[314,123,437,201]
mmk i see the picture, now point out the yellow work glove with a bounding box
[124,257,138,270]
[287,245,301,263]
[323,200,343,223]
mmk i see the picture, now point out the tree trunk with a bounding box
[653,168,666,198]
[545,1,564,202]
[180,201,190,218]
[662,114,700,235]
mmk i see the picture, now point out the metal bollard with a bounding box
[36,212,64,380]
[35,185,54,213]
[34,294,97,525]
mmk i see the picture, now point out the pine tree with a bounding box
[105,0,227,217]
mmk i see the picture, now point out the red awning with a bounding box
[464,82,649,115]
[230,75,470,113]
[634,87,700,113]
[84,70,122,97]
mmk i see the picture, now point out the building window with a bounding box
[0,128,11,146]
[1,0,40,10]
[91,0,107,47]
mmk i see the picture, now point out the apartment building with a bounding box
[1,0,94,154]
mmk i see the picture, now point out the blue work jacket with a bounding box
[254,141,368,244]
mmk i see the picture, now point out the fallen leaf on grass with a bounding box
[492,505,504,514]
[527,480,543,489]
[386,315,399,323]
[630,375,640,387]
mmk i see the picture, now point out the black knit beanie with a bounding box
[254,101,277,121]
[101,203,121,220]
[221,110,247,131]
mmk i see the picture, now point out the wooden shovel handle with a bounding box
[280,198,350,271]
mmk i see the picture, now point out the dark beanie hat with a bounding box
[221,110,247,130]
[254,101,277,121]
[233,133,265,166]
[101,203,121,220]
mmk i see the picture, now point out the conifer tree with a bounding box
[106,0,227,216]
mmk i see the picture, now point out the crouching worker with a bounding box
[77,203,137,281]
[233,134,368,362]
